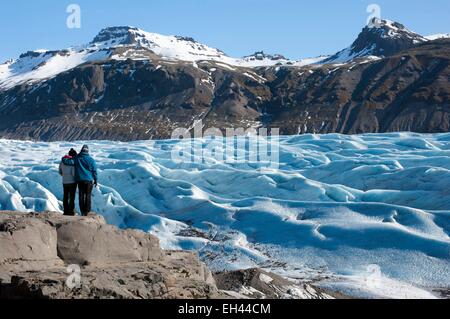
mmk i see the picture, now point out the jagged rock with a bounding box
[2,252,219,299]
[0,213,62,273]
[0,212,221,299]
[55,215,163,266]
[214,268,334,299]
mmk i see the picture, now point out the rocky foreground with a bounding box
[0,212,333,299]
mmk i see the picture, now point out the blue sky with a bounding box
[1,0,450,62]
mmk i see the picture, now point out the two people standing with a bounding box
[59,145,98,216]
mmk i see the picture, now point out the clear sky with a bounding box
[1,0,450,62]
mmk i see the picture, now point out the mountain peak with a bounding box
[325,18,427,64]
[91,26,140,45]
[243,51,287,62]
[369,19,406,29]
[365,18,423,40]
[426,33,450,41]
[91,26,206,50]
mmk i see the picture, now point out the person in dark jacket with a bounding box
[59,148,78,216]
[74,145,98,216]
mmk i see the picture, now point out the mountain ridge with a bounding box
[0,18,449,141]
[1,19,447,89]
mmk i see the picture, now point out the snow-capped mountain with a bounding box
[0,26,234,89]
[426,33,450,40]
[240,51,290,67]
[0,19,450,141]
[240,51,328,67]
[91,26,232,62]
[0,26,321,90]
[0,48,110,90]
[325,19,427,63]
[1,19,441,90]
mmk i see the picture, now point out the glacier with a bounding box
[0,132,449,299]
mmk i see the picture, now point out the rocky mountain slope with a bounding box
[0,212,333,299]
[325,18,427,63]
[0,19,449,141]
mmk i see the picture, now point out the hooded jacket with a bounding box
[74,150,98,183]
[59,156,76,185]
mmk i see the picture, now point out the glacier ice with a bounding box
[0,133,449,298]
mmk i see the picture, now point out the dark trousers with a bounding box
[78,181,94,216]
[63,183,77,216]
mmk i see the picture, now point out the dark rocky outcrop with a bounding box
[214,268,335,299]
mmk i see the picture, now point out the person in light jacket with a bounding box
[59,148,78,216]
